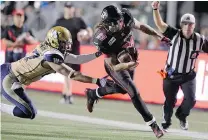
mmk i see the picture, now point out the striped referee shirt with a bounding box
[163,25,208,74]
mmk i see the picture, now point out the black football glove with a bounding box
[96,75,109,87]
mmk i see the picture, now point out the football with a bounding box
[117,50,133,63]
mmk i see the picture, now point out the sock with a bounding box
[0,103,15,116]
[66,95,73,104]
[88,89,100,99]
[97,85,123,97]
[97,88,107,97]
[96,88,103,98]
[66,95,73,101]
[66,95,71,99]
[147,116,156,126]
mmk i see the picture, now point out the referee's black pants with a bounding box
[97,62,153,122]
[163,71,196,123]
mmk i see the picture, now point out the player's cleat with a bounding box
[85,88,98,113]
[179,120,188,130]
[175,113,188,130]
[161,121,172,132]
[67,96,74,104]
[60,98,66,104]
[59,96,73,104]
[150,121,164,138]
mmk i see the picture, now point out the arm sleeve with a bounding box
[44,50,64,65]
[202,36,208,53]
[163,25,179,40]
[64,53,97,64]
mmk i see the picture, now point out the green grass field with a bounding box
[1,90,208,140]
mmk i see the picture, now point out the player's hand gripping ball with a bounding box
[117,47,138,63]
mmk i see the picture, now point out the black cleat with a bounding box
[161,121,172,132]
[175,113,188,130]
[150,121,164,139]
[85,88,98,113]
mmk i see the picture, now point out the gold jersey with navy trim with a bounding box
[11,43,64,85]
[0,26,73,120]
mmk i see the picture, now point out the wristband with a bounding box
[92,78,98,84]
[153,9,158,10]
[95,51,102,57]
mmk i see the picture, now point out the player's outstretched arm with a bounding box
[151,1,168,33]
[133,18,163,40]
[133,18,171,45]
[64,51,102,64]
[47,62,98,84]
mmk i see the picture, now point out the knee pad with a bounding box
[13,106,36,119]
[13,99,37,119]
[12,84,37,119]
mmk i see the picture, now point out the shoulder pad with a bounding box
[122,8,135,28]
[94,28,107,42]
[93,28,107,50]
[44,50,64,64]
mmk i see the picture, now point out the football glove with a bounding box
[126,47,138,62]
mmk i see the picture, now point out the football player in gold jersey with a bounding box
[0,26,103,119]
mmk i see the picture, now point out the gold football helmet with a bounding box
[46,26,72,54]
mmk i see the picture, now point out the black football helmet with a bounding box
[101,5,124,33]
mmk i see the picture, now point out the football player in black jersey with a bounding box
[85,5,171,138]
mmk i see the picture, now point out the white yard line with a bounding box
[1,103,208,139]
[38,110,208,140]
[66,104,208,125]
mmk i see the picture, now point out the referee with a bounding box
[152,1,208,131]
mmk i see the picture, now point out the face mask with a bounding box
[59,40,73,55]
[108,19,124,33]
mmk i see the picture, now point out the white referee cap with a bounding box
[180,13,195,24]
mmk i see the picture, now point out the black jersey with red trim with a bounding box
[93,8,135,56]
